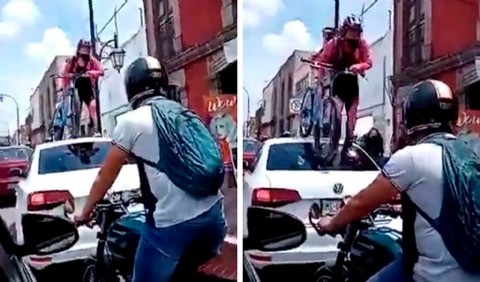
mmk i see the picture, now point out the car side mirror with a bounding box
[245,207,306,252]
[19,213,79,256]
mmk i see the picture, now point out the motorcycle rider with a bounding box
[62,39,104,134]
[314,15,372,162]
[74,56,226,282]
[316,79,480,282]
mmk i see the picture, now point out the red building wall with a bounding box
[430,0,477,59]
[430,0,477,91]
[178,0,223,119]
[392,0,479,149]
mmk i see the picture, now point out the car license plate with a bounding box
[319,199,343,216]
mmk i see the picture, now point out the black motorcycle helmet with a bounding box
[404,79,458,136]
[124,56,169,106]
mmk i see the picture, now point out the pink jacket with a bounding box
[314,37,372,77]
[62,56,104,90]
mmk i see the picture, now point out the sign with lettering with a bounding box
[457,110,480,133]
[203,95,237,170]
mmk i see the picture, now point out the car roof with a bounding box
[35,137,112,150]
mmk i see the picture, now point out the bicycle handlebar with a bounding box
[300,57,367,80]
[300,58,334,70]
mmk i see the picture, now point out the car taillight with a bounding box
[27,190,74,212]
[252,188,301,208]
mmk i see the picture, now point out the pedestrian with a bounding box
[359,127,388,167]
[316,79,480,282]
[74,56,227,282]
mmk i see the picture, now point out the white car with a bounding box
[243,137,384,268]
[14,137,140,270]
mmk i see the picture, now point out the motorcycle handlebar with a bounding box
[309,204,400,237]
[75,196,142,228]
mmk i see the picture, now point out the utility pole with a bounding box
[334,0,340,29]
[87,0,102,133]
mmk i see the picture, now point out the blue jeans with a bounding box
[367,255,414,282]
[132,201,227,282]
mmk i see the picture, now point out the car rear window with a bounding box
[266,142,378,171]
[0,147,32,161]
[38,141,135,174]
[244,139,261,153]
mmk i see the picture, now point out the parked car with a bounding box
[14,137,140,271]
[0,146,33,204]
[243,138,262,167]
[243,137,382,269]
[0,207,79,281]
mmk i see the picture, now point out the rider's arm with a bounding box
[87,57,104,79]
[326,148,415,231]
[82,119,134,215]
[354,38,372,72]
[314,39,335,78]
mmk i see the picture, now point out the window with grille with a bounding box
[157,16,175,61]
[465,81,480,110]
[295,75,309,97]
[402,0,425,67]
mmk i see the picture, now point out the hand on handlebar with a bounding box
[348,64,363,75]
[315,216,336,235]
[73,210,93,227]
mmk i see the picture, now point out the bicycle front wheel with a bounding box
[71,90,82,138]
[299,89,315,137]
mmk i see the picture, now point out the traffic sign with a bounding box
[289,98,302,114]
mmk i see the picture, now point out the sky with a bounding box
[242,0,393,118]
[0,0,143,134]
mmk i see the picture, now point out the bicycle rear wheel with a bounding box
[321,97,341,162]
[299,88,315,137]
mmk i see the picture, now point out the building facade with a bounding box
[261,50,312,137]
[99,26,148,135]
[357,29,394,155]
[29,55,70,143]
[391,0,480,150]
[143,0,237,119]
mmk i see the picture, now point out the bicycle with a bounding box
[299,58,363,159]
[49,73,87,140]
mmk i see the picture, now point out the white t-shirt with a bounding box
[111,104,222,228]
[384,137,480,282]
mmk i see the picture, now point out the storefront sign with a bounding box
[457,110,480,132]
[203,95,237,169]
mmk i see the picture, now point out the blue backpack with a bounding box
[139,97,225,198]
[417,133,480,273]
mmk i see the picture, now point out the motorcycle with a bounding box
[309,199,402,282]
[79,189,307,282]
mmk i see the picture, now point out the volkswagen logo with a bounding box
[333,183,344,194]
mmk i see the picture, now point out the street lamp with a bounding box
[98,33,126,72]
[0,94,20,145]
[87,0,126,133]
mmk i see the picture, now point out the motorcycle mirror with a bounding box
[246,207,306,252]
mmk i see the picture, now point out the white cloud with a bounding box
[0,0,40,37]
[262,20,313,55]
[244,0,283,28]
[25,27,75,63]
